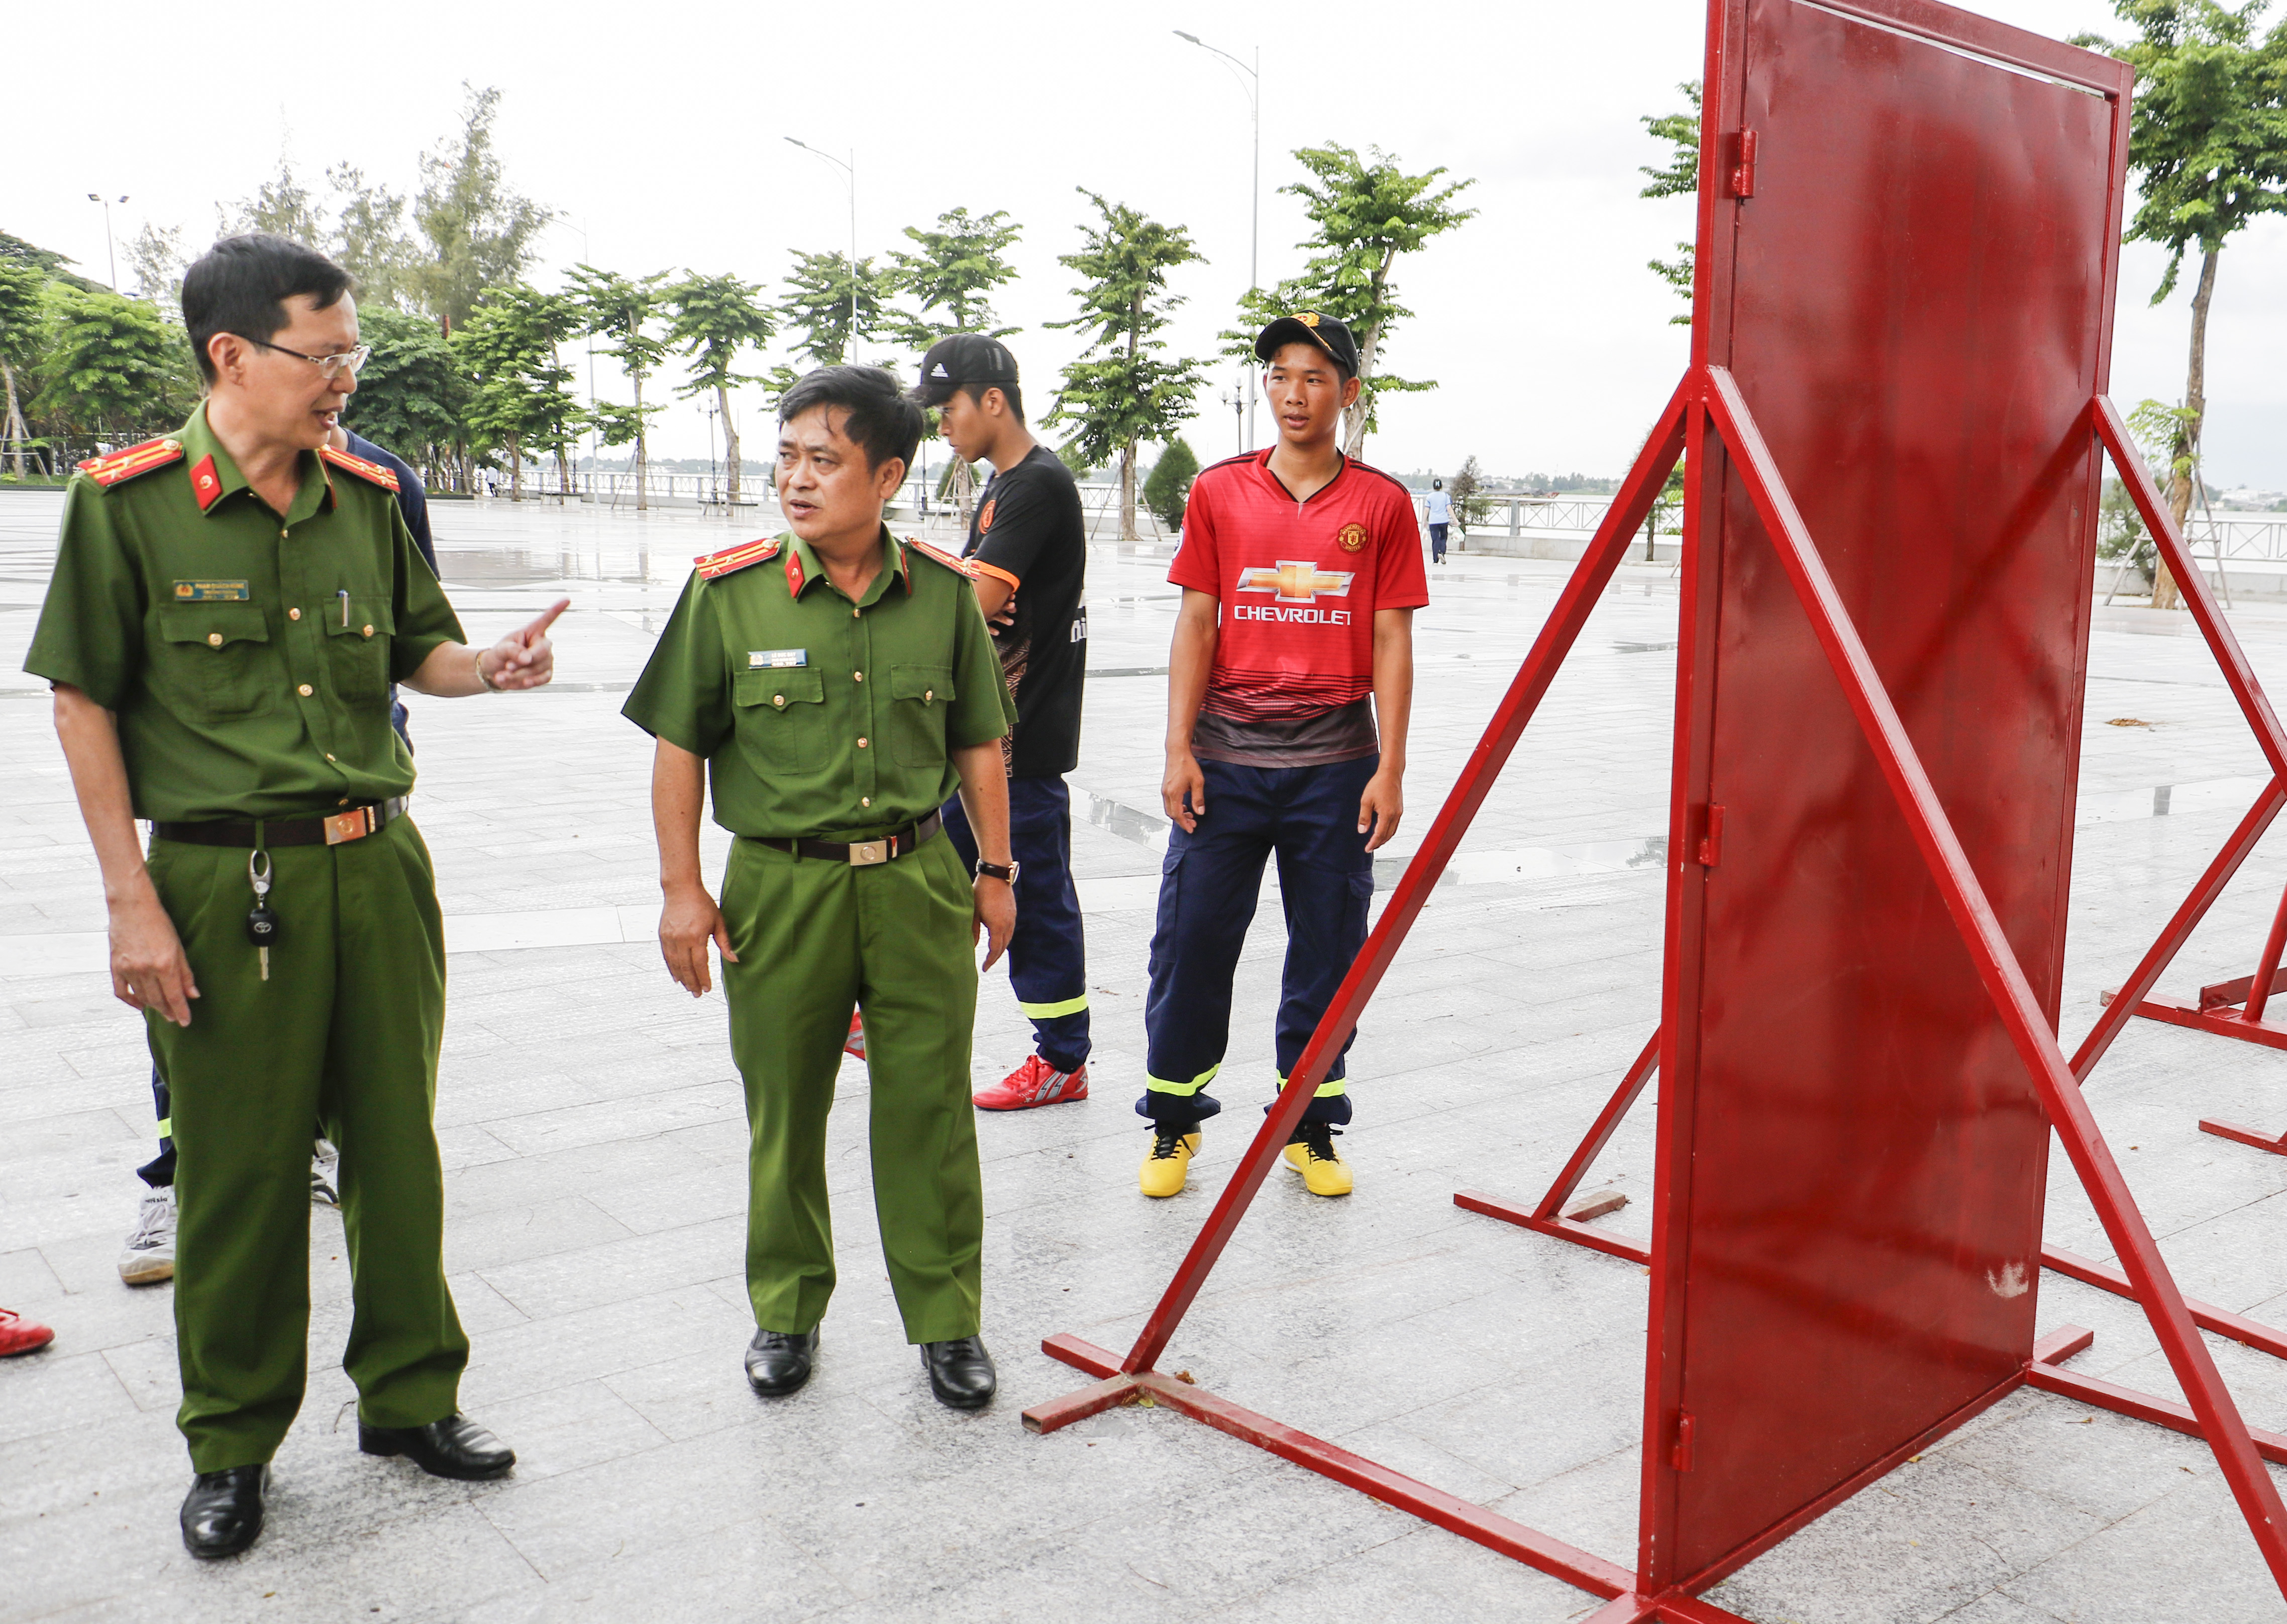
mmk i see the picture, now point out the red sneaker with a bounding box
[844,1012,866,1061]
[0,1309,54,1358]
[974,1056,1089,1111]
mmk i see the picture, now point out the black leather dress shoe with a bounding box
[358,1413,515,1480]
[181,1463,268,1558]
[921,1336,997,1409]
[745,1328,818,1396]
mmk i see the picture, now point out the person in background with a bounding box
[117,420,438,1288]
[912,335,1093,1112]
[1425,478,1450,564]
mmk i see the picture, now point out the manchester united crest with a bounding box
[1336,521,1367,553]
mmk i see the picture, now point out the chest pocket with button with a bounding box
[154,602,272,718]
[322,596,395,705]
[888,664,956,767]
[734,667,826,773]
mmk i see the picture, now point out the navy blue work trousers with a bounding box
[944,776,1092,1073]
[1139,753,1376,1132]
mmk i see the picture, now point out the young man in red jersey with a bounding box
[1138,313,1423,1198]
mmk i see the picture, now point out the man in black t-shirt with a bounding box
[913,336,1092,1110]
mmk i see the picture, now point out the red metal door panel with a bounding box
[1650,0,2121,1584]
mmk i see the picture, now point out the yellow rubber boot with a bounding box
[1283,1125,1353,1197]
[1139,1130,1201,1198]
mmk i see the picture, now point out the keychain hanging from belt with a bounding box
[246,822,280,980]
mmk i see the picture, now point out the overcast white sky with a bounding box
[9,0,2284,483]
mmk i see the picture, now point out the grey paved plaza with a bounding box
[6,487,2287,1622]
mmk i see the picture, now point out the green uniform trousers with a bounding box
[719,831,984,1344]
[144,815,467,1471]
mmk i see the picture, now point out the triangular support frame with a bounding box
[1019,373,2287,1620]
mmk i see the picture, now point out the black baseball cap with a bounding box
[1254,311,1359,375]
[912,334,1019,407]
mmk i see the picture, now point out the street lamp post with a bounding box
[784,138,858,364]
[1174,31,1259,451]
[85,193,127,291]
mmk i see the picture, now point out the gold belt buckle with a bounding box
[323,807,373,845]
[848,839,887,866]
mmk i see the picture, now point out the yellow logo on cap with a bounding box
[1300,312,1320,328]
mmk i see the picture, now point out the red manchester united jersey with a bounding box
[1168,450,1429,723]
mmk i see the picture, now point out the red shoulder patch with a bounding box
[76,436,185,489]
[320,444,400,492]
[905,538,975,577]
[694,536,784,581]
[189,455,225,512]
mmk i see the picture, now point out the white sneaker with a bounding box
[119,1186,176,1285]
[311,1140,341,1208]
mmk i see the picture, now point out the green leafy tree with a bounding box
[34,284,193,439]
[888,208,1022,344]
[1640,81,1703,324]
[1448,454,1495,527]
[328,163,422,311]
[343,307,467,488]
[664,272,775,505]
[408,85,555,328]
[0,231,103,291]
[124,224,186,315]
[887,207,1023,524]
[569,266,669,509]
[224,159,328,244]
[0,264,44,475]
[1143,438,1200,532]
[1046,190,1209,541]
[457,287,584,500]
[2080,0,2287,606]
[776,249,894,367]
[1222,143,1476,455]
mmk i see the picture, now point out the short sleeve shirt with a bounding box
[963,446,1087,778]
[23,405,466,823]
[1169,450,1428,733]
[621,528,1013,841]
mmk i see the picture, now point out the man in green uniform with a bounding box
[25,234,563,1558]
[624,364,1017,1408]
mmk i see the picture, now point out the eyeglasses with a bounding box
[235,336,371,379]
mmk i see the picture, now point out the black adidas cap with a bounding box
[912,334,1019,407]
[1254,311,1359,375]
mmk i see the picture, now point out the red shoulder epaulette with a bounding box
[320,444,400,492]
[76,436,185,488]
[694,536,784,580]
[905,537,975,577]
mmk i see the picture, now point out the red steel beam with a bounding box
[2029,1362,2287,1467]
[1110,376,1695,1379]
[2042,1248,2287,1360]
[1706,364,2287,1591]
[2201,1119,2287,1157]
[1533,1030,1662,1219]
[1456,1189,1653,1266]
[2115,993,2287,1053]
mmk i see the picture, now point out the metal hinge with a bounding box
[1672,1410,1697,1471]
[1729,129,1758,198]
[1696,804,1725,868]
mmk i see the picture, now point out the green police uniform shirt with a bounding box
[24,406,466,824]
[623,528,1014,841]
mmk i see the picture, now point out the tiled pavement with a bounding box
[4,488,2287,1620]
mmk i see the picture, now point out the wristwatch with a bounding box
[975,859,1020,884]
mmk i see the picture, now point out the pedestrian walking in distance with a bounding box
[1140,312,1425,1198]
[26,234,562,1560]
[624,365,1017,1410]
[913,335,1094,1112]
[1425,478,1451,564]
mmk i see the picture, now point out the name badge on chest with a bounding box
[749,649,807,669]
[173,579,252,601]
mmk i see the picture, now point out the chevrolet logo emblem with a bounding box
[1237,562,1356,602]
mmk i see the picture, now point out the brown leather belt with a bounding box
[759,810,943,866]
[151,797,409,849]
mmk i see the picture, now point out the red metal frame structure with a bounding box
[1021,0,2287,1615]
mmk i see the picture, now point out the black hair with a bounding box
[1433,479,1443,489]
[181,234,355,384]
[955,379,1025,426]
[779,365,923,472]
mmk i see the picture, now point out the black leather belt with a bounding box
[759,810,943,866]
[151,797,408,849]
